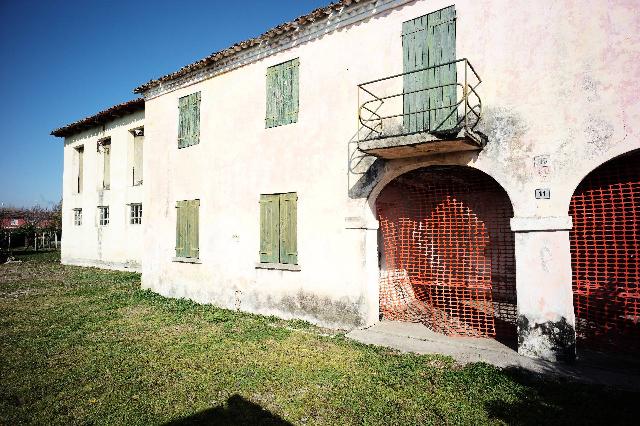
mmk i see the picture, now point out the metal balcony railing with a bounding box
[358,58,483,145]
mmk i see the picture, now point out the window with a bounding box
[130,203,142,225]
[98,138,111,190]
[131,127,144,186]
[73,208,82,226]
[10,219,19,226]
[98,206,109,226]
[259,193,297,264]
[175,200,199,259]
[265,58,299,128]
[178,92,201,148]
[75,146,84,193]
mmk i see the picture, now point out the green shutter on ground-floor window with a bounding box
[176,200,199,258]
[279,193,298,265]
[176,201,186,257]
[259,194,280,263]
[188,200,200,259]
[265,58,299,128]
[259,193,297,265]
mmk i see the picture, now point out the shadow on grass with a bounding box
[484,366,638,426]
[164,394,292,426]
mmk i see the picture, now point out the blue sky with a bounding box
[0,0,328,208]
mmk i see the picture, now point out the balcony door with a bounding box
[402,6,457,134]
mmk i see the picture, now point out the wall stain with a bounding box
[583,115,614,154]
[518,315,576,362]
[245,289,365,328]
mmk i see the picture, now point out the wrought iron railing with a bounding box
[358,58,482,144]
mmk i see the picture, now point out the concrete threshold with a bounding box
[346,321,640,391]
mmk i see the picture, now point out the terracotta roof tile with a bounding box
[133,0,364,94]
[51,98,144,138]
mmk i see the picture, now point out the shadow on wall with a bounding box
[163,394,292,426]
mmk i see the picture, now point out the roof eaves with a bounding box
[51,98,145,138]
[133,0,363,94]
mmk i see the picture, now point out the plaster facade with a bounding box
[57,0,640,362]
[61,111,145,271]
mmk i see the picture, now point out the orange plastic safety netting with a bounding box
[570,152,640,353]
[377,167,517,342]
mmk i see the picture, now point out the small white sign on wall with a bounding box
[535,188,551,199]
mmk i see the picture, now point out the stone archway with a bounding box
[376,166,517,345]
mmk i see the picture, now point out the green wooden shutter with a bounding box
[279,193,298,264]
[188,200,200,258]
[178,96,188,148]
[402,6,456,133]
[77,147,84,193]
[266,59,299,128]
[191,92,201,146]
[430,6,457,131]
[176,201,186,257]
[103,143,111,189]
[259,194,280,263]
[265,67,276,128]
[176,200,199,258]
[403,15,428,133]
[178,92,201,148]
[133,136,143,185]
[287,59,299,125]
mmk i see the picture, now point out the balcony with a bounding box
[357,59,483,159]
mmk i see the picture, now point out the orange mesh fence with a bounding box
[377,167,517,343]
[570,152,640,354]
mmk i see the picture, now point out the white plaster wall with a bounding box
[142,0,640,329]
[61,111,145,271]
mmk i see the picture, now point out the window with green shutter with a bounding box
[178,92,201,148]
[175,199,200,259]
[99,139,111,190]
[265,58,299,128]
[259,193,297,264]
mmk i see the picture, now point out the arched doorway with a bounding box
[376,166,517,345]
[569,150,640,355]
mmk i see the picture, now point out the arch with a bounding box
[568,149,640,356]
[562,147,640,216]
[362,155,516,225]
[375,165,517,346]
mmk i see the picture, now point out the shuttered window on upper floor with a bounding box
[178,92,201,148]
[99,139,111,190]
[132,128,144,186]
[75,146,84,194]
[265,59,299,128]
[259,193,297,265]
[176,199,199,259]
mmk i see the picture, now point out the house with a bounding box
[51,98,144,270]
[1,218,27,230]
[52,0,640,363]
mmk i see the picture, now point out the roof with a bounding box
[134,0,366,94]
[50,98,145,138]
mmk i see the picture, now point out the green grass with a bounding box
[0,251,637,425]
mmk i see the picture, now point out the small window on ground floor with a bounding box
[259,192,297,264]
[98,206,109,226]
[175,199,199,259]
[130,203,142,225]
[73,208,82,226]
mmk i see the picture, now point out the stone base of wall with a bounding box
[62,257,141,273]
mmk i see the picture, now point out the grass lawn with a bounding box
[0,251,637,425]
